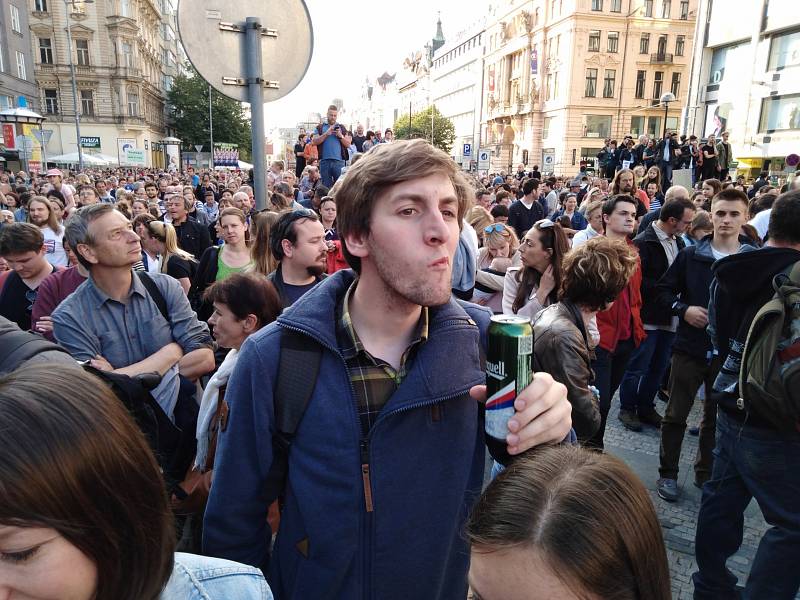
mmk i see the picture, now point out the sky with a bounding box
[262,0,478,129]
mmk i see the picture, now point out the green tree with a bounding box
[393,106,456,154]
[166,63,252,160]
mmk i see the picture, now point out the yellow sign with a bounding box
[21,124,42,173]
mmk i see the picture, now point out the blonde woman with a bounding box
[140,220,197,294]
[466,205,494,246]
[473,223,519,313]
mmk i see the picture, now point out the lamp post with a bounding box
[64,0,92,171]
[660,92,676,139]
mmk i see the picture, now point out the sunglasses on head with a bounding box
[484,223,506,234]
[535,219,555,229]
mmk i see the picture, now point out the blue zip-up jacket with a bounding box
[204,269,493,600]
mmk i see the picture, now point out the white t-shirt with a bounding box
[571,226,600,248]
[41,226,68,267]
[710,244,734,261]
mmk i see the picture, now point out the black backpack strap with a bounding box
[0,329,70,373]
[264,328,323,502]
[137,271,169,322]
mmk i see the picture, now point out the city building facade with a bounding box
[29,0,179,168]
[482,0,697,174]
[684,0,799,179]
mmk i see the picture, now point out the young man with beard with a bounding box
[692,190,800,599]
[611,169,649,218]
[203,140,572,598]
[654,188,751,502]
[27,195,68,267]
[266,208,328,308]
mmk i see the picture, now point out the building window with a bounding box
[608,31,619,53]
[644,0,653,17]
[630,116,645,136]
[675,35,685,56]
[15,51,25,79]
[80,89,94,115]
[592,0,603,11]
[75,39,90,66]
[122,42,134,68]
[759,93,800,131]
[635,70,646,98]
[610,0,622,11]
[0,96,12,110]
[39,38,53,64]
[34,0,47,11]
[768,29,800,70]
[603,69,616,97]
[543,116,554,139]
[588,30,601,52]
[585,115,612,138]
[653,71,664,100]
[43,88,58,113]
[657,35,668,56]
[647,116,662,136]
[660,0,670,18]
[671,72,681,97]
[679,0,689,19]
[127,91,139,116]
[9,5,20,33]
[553,71,559,98]
[585,68,598,97]
[640,33,650,54]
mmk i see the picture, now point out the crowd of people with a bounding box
[0,109,798,599]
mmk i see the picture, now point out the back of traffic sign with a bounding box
[177,0,313,103]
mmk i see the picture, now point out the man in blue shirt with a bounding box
[52,204,214,418]
[311,105,350,187]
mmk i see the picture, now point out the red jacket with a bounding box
[596,239,646,352]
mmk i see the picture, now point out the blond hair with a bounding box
[145,221,194,270]
[334,139,472,272]
[467,205,493,233]
[483,223,519,256]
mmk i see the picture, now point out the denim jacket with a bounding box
[161,552,272,599]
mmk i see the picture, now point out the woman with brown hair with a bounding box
[190,208,253,321]
[0,365,271,599]
[467,445,671,600]
[249,210,280,276]
[502,219,570,318]
[532,236,639,441]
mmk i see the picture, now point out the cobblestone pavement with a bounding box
[604,392,800,600]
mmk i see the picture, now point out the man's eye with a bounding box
[399,208,416,216]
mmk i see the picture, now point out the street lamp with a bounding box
[0,105,46,174]
[660,92,676,139]
[64,0,93,171]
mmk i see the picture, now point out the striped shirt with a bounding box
[337,281,429,438]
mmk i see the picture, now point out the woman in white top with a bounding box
[502,219,571,319]
[572,199,605,248]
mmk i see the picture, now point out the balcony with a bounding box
[650,53,674,65]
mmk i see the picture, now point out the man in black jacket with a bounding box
[507,178,545,238]
[618,197,695,431]
[692,190,800,599]
[166,194,211,259]
[655,131,681,191]
[654,189,750,502]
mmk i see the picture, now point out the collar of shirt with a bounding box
[338,279,429,366]
[652,220,674,241]
[86,270,147,309]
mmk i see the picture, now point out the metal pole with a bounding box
[64,0,83,171]
[408,100,411,139]
[208,84,214,169]
[39,122,47,169]
[663,102,668,139]
[245,17,266,210]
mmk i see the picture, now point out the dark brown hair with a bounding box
[768,189,800,245]
[203,273,282,327]
[467,446,671,600]
[0,221,44,255]
[334,139,472,272]
[513,221,570,313]
[0,366,174,600]
[560,237,639,311]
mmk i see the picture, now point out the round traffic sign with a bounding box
[786,153,800,168]
[177,0,313,103]
[479,151,490,161]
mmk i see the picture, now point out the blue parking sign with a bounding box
[463,143,472,157]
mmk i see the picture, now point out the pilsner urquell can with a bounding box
[485,315,533,443]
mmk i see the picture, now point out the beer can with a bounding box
[485,315,533,441]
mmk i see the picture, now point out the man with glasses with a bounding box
[0,223,57,331]
[267,208,328,308]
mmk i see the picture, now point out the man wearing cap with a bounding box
[46,169,75,212]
